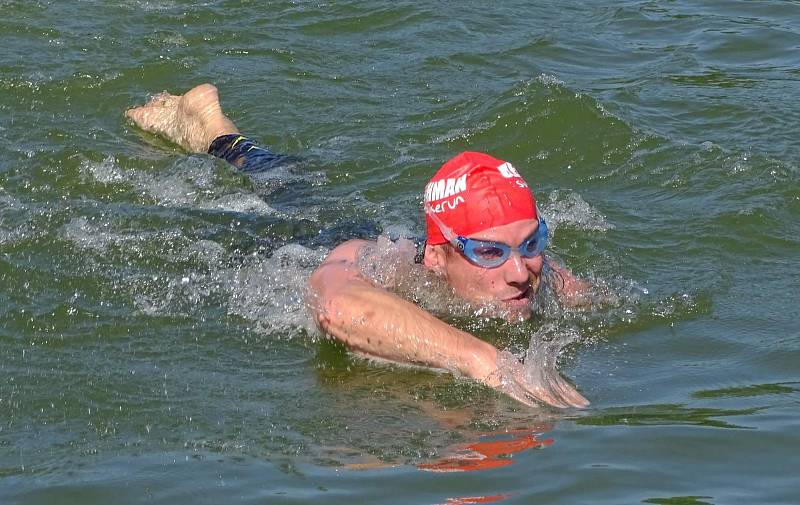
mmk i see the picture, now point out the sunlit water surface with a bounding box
[2,1,799,504]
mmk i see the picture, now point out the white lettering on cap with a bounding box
[497,162,521,178]
[424,173,468,202]
[429,195,465,213]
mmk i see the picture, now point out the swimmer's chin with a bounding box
[470,295,535,321]
[471,304,533,322]
[462,281,539,320]
[500,301,534,322]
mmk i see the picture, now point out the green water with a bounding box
[2,1,799,504]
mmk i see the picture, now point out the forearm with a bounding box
[313,279,498,379]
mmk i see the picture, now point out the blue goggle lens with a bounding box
[457,220,548,268]
[520,219,548,257]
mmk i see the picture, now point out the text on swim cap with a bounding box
[497,162,521,178]
[428,195,465,214]
[424,174,467,202]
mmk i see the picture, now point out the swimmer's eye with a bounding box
[520,223,548,257]
[520,237,543,256]
[473,245,506,260]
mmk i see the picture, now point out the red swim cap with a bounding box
[424,152,538,245]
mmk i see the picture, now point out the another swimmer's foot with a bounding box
[125,83,239,153]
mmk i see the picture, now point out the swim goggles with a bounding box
[426,206,548,269]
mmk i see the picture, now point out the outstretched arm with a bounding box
[309,240,498,377]
[308,240,588,408]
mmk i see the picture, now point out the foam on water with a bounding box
[121,0,180,11]
[0,188,36,246]
[60,209,325,334]
[60,216,184,253]
[197,192,276,215]
[81,155,279,216]
[222,243,326,334]
[533,73,566,88]
[543,189,614,233]
[431,121,497,145]
[82,155,128,185]
[0,188,22,244]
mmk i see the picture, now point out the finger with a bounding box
[490,351,570,408]
[549,374,589,408]
[509,369,569,408]
[517,371,569,408]
[523,383,567,409]
[498,380,536,408]
[496,377,558,408]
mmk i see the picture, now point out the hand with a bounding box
[480,350,589,409]
[546,257,593,308]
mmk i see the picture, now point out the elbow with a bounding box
[306,268,355,341]
[316,301,344,338]
[307,267,332,332]
[308,285,376,351]
[306,255,380,350]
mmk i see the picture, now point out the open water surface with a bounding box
[2,1,799,504]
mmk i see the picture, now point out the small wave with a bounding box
[196,193,276,215]
[81,156,128,184]
[0,219,24,246]
[0,187,24,210]
[533,73,566,88]
[81,155,278,215]
[121,0,181,11]
[0,190,31,245]
[60,216,186,254]
[244,161,327,195]
[543,190,614,232]
[145,32,189,48]
[124,240,325,335]
[60,216,122,252]
[431,121,496,145]
[224,244,326,334]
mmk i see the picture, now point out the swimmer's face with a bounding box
[424,218,544,320]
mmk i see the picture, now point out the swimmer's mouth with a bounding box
[503,286,532,305]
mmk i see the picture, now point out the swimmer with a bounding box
[126,83,590,409]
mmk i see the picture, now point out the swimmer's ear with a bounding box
[423,244,447,275]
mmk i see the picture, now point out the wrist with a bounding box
[462,338,499,382]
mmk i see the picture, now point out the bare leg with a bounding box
[125,83,239,153]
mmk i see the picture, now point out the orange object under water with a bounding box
[418,430,553,473]
[440,494,511,504]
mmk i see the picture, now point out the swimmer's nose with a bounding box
[503,252,529,285]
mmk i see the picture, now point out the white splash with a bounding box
[221,244,326,334]
[543,190,614,232]
[80,155,278,215]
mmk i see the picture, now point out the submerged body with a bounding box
[125,83,589,408]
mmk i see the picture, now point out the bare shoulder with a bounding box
[309,239,374,290]
[310,236,417,292]
[318,239,374,267]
